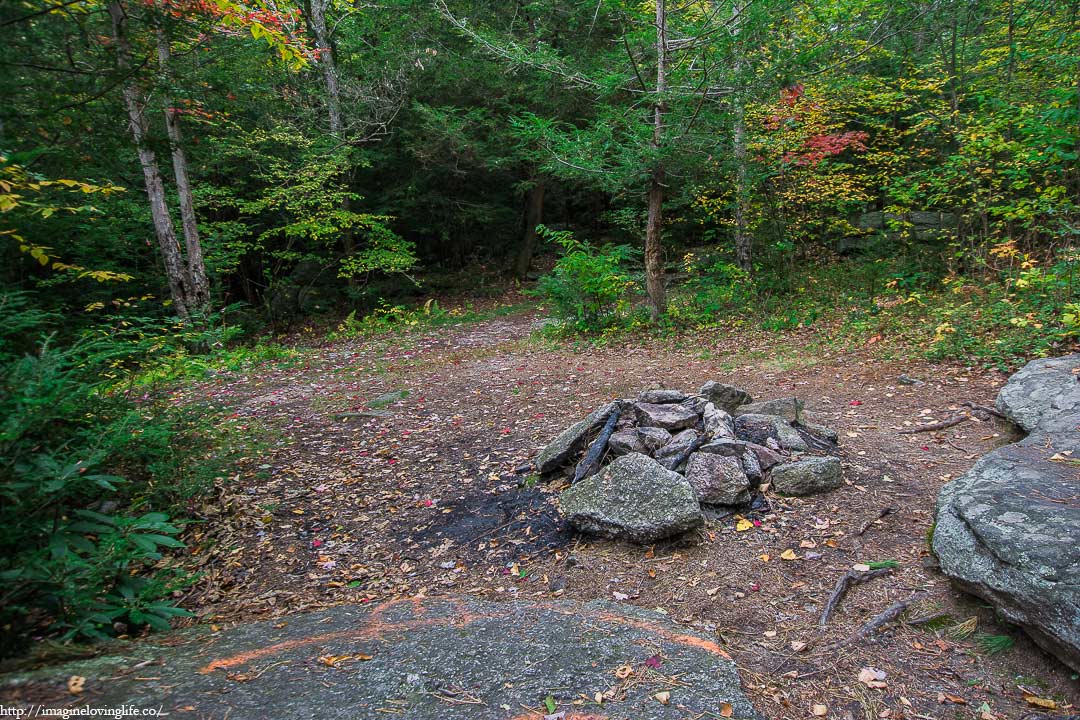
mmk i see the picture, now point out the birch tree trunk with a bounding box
[109,0,192,318]
[731,3,752,273]
[644,0,667,320]
[155,24,210,313]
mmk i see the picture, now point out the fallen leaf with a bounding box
[764,630,777,638]
[852,563,871,572]
[780,549,799,561]
[857,667,887,689]
[1023,695,1057,710]
[812,704,827,717]
[799,540,817,549]
[719,701,734,717]
[654,690,671,705]
[614,664,634,679]
[759,554,770,562]
[67,676,85,695]
[594,692,603,704]
[735,518,754,532]
[937,693,966,705]
[790,640,807,652]
[644,655,662,669]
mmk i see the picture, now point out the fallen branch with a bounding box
[819,568,892,627]
[573,407,622,483]
[899,414,969,434]
[856,507,896,536]
[961,401,1006,419]
[832,591,928,648]
[667,435,708,472]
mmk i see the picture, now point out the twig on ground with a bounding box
[856,507,896,536]
[962,401,1006,419]
[819,568,893,626]
[831,591,928,648]
[899,414,969,434]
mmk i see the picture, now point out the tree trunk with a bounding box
[731,5,751,273]
[155,24,210,314]
[307,0,357,278]
[109,0,191,318]
[644,0,668,320]
[515,181,545,278]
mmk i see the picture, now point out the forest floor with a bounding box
[24,296,1080,719]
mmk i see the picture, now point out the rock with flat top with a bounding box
[769,457,842,495]
[635,401,698,431]
[637,426,672,453]
[608,428,645,455]
[638,388,688,404]
[737,397,804,422]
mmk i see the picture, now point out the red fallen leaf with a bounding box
[921,446,930,451]
[420,499,433,507]
[752,519,762,527]
[501,428,512,434]
[644,655,663,669]
[749,583,760,592]
[850,400,863,406]
[312,539,322,548]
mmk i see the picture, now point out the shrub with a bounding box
[533,226,639,331]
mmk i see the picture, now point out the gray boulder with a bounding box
[637,426,672,453]
[996,354,1080,434]
[699,381,752,415]
[769,457,842,495]
[559,453,703,543]
[636,401,699,431]
[608,428,645,455]
[934,354,1080,671]
[737,397,804,422]
[685,453,751,505]
[638,388,688,404]
[734,413,808,452]
[536,402,618,474]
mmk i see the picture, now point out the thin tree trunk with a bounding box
[515,181,545,278]
[109,0,191,318]
[731,3,751,273]
[155,24,210,314]
[644,0,667,320]
[307,0,356,278]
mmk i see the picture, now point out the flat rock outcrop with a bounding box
[1,597,759,719]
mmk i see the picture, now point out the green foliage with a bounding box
[976,633,1016,655]
[0,294,247,653]
[533,226,639,332]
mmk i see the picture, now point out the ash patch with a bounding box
[415,487,571,562]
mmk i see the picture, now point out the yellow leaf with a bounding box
[735,518,754,532]
[780,549,799,561]
[654,691,671,705]
[1023,695,1056,710]
[719,701,734,717]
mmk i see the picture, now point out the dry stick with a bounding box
[819,568,892,627]
[961,400,1006,419]
[898,413,970,434]
[831,591,928,648]
[856,507,897,536]
[573,407,622,483]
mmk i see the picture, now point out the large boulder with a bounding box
[769,457,842,495]
[536,402,618,474]
[635,401,699,431]
[685,453,751,505]
[699,381,752,415]
[995,354,1080,434]
[933,354,1080,671]
[559,453,703,543]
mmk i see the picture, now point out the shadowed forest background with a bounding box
[1,0,1078,658]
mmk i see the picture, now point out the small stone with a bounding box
[635,402,698,431]
[737,397,804,422]
[637,389,688,404]
[636,427,672,453]
[770,457,842,496]
[609,428,646,455]
[698,381,752,415]
[685,453,751,505]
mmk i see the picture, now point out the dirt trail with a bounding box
[11,307,1077,719]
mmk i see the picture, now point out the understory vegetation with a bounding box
[1,0,1077,653]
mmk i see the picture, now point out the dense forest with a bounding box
[1,0,1078,657]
